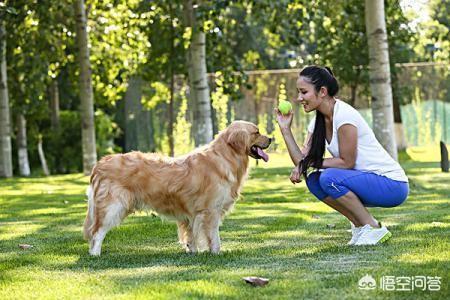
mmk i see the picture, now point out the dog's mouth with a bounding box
[250,145,269,162]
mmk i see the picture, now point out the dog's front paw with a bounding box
[210,247,220,254]
[185,243,197,254]
[89,249,101,256]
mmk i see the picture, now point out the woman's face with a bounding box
[295,76,323,113]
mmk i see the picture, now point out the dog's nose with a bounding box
[269,137,274,143]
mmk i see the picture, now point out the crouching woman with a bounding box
[275,65,409,246]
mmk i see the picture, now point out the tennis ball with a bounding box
[278,100,292,115]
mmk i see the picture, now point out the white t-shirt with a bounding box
[307,99,408,182]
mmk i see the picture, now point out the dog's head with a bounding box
[225,121,272,162]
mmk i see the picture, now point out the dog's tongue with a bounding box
[257,148,269,162]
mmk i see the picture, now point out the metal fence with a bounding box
[144,62,449,155]
[221,62,450,149]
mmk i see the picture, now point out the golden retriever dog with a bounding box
[83,120,271,256]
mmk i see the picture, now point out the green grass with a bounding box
[1,149,449,299]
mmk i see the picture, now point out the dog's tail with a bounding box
[83,184,96,240]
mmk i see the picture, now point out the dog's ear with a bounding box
[227,130,250,153]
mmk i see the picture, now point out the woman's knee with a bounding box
[305,171,320,190]
[306,171,328,201]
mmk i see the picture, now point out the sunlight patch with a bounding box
[404,222,450,232]
[0,223,45,240]
[395,250,449,264]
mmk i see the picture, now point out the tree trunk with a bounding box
[349,69,361,107]
[0,22,13,178]
[49,79,60,129]
[365,0,398,161]
[124,76,138,152]
[49,79,63,172]
[393,94,407,150]
[350,84,357,107]
[168,75,175,157]
[391,69,407,151]
[38,135,50,176]
[74,0,97,175]
[16,114,30,176]
[183,0,213,147]
[168,2,175,157]
[148,109,156,152]
[124,76,152,152]
[440,141,449,172]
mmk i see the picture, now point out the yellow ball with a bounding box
[278,100,292,115]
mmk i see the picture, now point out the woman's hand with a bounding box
[289,165,302,184]
[274,108,293,131]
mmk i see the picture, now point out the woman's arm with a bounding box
[280,129,311,166]
[321,124,357,169]
[275,107,312,166]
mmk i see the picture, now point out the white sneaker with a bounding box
[354,224,392,246]
[347,222,362,245]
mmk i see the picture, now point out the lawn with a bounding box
[0,148,449,299]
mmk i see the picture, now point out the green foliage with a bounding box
[409,0,450,62]
[258,113,269,136]
[211,72,230,132]
[3,0,447,175]
[271,117,287,153]
[5,0,76,114]
[174,87,194,155]
[137,1,186,84]
[88,0,151,107]
[43,110,120,174]
[94,110,122,157]
[44,111,82,173]
[142,82,171,110]
[278,82,287,102]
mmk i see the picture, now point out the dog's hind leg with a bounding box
[177,220,193,252]
[89,192,129,256]
[83,185,95,241]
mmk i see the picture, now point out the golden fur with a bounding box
[84,120,271,255]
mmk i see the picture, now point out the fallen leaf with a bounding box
[18,244,33,250]
[63,200,69,204]
[243,276,269,287]
[326,223,336,229]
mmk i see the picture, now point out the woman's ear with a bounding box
[320,86,328,97]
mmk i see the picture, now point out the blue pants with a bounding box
[305,168,409,208]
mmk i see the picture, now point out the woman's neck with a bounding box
[317,97,336,121]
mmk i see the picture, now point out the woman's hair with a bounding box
[299,65,339,175]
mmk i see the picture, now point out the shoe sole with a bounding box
[353,231,392,246]
[379,231,392,244]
